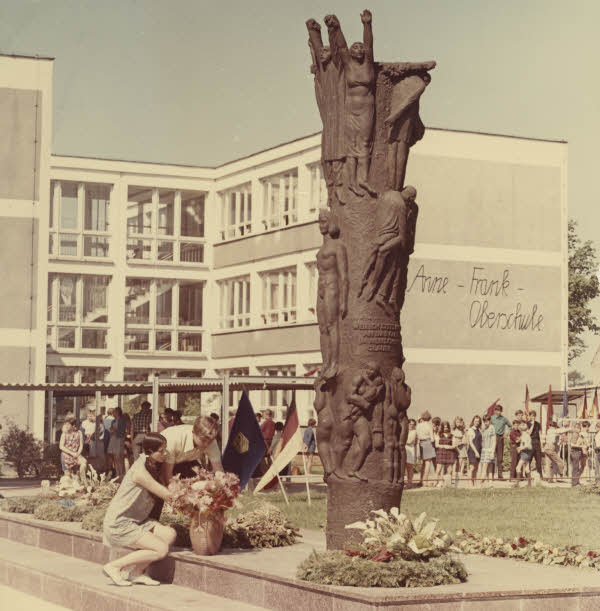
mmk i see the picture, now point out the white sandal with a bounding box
[103,564,132,587]
[132,574,160,586]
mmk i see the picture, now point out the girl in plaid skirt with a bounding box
[434,421,456,487]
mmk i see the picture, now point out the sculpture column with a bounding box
[306,9,435,549]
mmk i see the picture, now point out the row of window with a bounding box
[218,264,316,329]
[47,274,205,353]
[49,181,206,263]
[48,164,327,258]
[218,164,327,241]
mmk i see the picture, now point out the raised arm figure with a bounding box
[327,10,377,199]
[307,17,346,206]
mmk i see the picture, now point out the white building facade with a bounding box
[0,55,568,438]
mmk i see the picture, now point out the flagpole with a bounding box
[275,471,290,505]
[301,451,312,506]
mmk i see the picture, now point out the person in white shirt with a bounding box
[416,411,435,486]
[404,419,417,487]
[542,421,570,480]
[160,416,223,484]
[515,422,532,486]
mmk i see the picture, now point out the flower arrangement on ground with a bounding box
[166,468,241,555]
[297,509,467,588]
[456,529,600,570]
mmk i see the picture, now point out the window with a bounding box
[262,170,298,230]
[179,281,204,327]
[260,268,296,325]
[49,181,111,258]
[218,183,252,240]
[308,163,328,215]
[257,365,295,408]
[218,276,251,328]
[124,279,205,354]
[47,274,110,351]
[127,186,206,264]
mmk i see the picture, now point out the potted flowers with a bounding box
[167,468,241,555]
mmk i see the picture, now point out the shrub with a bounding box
[0,495,47,514]
[223,504,300,549]
[0,420,44,478]
[40,444,62,479]
[33,501,88,522]
[81,506,108,532]
[297,551,468,587]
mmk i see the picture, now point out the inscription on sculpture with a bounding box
[353,319,400,352]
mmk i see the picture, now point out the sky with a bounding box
[2,0,600,377]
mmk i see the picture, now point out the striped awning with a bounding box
[0,376,315,396]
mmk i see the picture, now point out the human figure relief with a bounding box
[358,187,418,314]
[382,366,411,483]
[325,10,377,198]
[314,383,336,480]
[334,361,385,482]
[306,18,346,206]
[316,209,349,381]
[384,66,434,191]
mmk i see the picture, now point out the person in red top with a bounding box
[260,409,276,448]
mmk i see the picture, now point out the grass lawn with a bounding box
[246,487,600,550]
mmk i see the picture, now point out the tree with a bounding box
[568,369,592,387]
[569,220,600,363]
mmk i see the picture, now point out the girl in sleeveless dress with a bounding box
[102,433,176,587]
[404,419,417,487]
[467,415,482,487]
[59,415,87,481]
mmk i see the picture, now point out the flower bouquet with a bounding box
[166,468,241,555]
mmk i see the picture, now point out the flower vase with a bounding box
[189,510,225,556]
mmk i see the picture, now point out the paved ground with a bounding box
[0,584,68,610]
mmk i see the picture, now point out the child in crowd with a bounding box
[404,419,417,487]
[515,421,532,486]
[434,421,456,487]
[452,416,467,482]
[416,411,436,487]
[467,415,482,487]
[479,414,496,487]
[509,419,522,480]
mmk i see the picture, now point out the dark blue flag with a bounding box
[222,391,266,489]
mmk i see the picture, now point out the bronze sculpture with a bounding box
[316,208,348,381]
[306,9,434,549]
[307,19,346,206]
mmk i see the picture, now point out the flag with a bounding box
[254,393,303,493]
[546,385,553,431]
[222,391,266,490]
[487,398,500,416]
[579,390,588,419]
[592,388,599,420]
[525,385,530,416]
[562,379,568,418]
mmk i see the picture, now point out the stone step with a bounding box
[0,537,264,611]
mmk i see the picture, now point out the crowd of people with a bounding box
[59,402,224,483]
[407,404,600,488]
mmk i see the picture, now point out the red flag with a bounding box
[254,394,302,493]
[580,391,589,419]
[592,388,599,420]
[546,385,553,431]
[487,398,500,416]
[525,385,530,416]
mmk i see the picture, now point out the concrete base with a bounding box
[3,512,600,610]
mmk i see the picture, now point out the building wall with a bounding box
[0,56,52,437]
[0,112,566,434]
